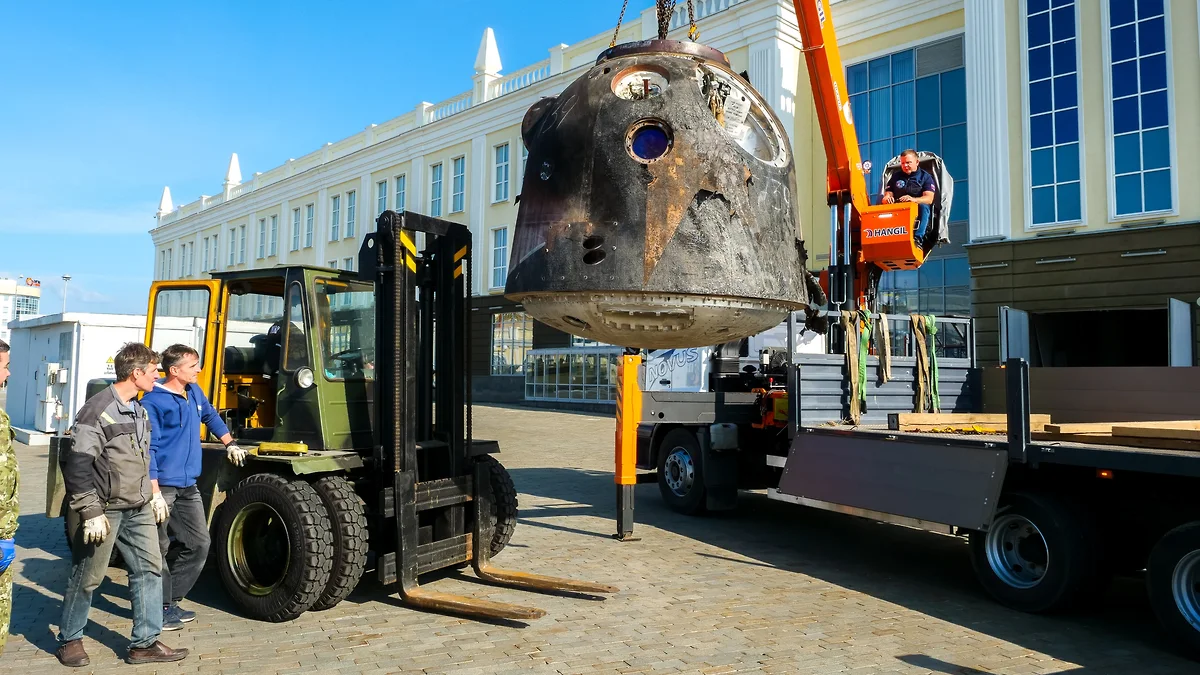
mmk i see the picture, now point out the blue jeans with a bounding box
[157,485,210,607]
[59,503,163,650]
[915,203,931,240]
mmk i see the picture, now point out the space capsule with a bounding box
[503,39,813,350]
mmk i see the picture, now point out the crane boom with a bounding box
[792,0,927,309]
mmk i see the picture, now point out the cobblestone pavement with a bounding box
[2,404,1197,674]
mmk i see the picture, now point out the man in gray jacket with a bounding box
[55,343,188,667]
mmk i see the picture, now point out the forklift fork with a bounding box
[364,211,617,622]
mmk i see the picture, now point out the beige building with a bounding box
[150,0,1200,404]
[0,277,42,344]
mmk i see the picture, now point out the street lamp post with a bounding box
[62,274,71,314]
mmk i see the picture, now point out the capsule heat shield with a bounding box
[504,39,809,349]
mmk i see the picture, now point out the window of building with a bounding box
[292,208,301,251]
[257,218,267,259]
[269,215,278,256]
[305,204,315,247]
[346,190,356,237]
[1106,0,1174,217]
[848,37,970,318]
[330,194,341,241]
[451,156,466,213]
[328,259,337,269]
[494,143,510,202]
[395,174,406,212]
[377,180,388,216]
[238,225,246,264]
[202,237,210,272]
[210,233,218,271]
[430,163,443,217]
[160,249,169,280]
[179,243,187,278]
[491,311,532,375]
[186,242,194,276]
[14,295,38,317]
[228,228,236,266]
[520,144,528,183]
[1025,0,1083,226]
[491,227,508,289]
[342,257,354,271]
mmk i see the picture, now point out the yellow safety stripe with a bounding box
[453,246,468,262]
[453,263,463,279]
[405,254,418,273]
[399,231,417,256]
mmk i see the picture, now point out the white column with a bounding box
[965,0,1012,241]
[360,173,373,234]
[748,37,801,140]
[279,198,290,264]
[470,135,489,297]
[316,187,328,265]
[409,156,425,215]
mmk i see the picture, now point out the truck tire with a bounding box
[657,428,706,515]
[479,455,518,556]
[1146,521,1200,655]
[968,491,1098,613]
[215,473,333,622]
[308,476,369,611]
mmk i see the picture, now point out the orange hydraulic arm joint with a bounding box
[794,0,925,310]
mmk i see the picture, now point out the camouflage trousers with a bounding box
[0,566,10,655]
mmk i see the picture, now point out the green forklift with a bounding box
[47,211,616,622]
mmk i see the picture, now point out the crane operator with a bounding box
[880,149,938,246]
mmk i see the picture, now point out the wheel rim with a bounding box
[663,446,695,497]
[227,503,291,596]
[985,513,1048,589]
[1171,549,1200,631]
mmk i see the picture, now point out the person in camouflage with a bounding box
[0,338,16,657]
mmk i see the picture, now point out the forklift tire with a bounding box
[309,475,368,611]
[1145,521,1200,655]
[657,428,707,516]
[215,473,333,622]
[479,455,518,556]
[968,491,1099,613]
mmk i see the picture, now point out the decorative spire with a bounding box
[474,27,502,75]
[157,186,173,215]
[224,152,242,186]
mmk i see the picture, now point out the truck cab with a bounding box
[146,265,376,451]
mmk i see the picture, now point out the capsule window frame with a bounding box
[625,118,675,164]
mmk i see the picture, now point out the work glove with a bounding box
[0,538,14,574]
[226,443,247,467]
[83,515,110,545]
[151,491,170,524]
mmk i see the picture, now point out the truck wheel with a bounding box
[968,491,1098,613]
[657,428,706,515]
[215,473,333,622]
[480,455,518,556]
[308,476,369,611]
[1146,521,1200,655]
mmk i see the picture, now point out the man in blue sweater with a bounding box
[142,344,246,630]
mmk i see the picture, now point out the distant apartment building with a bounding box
[149,0,1200,408]
[0,277,42,343]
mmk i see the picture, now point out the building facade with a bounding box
[0,277,42,344]
[150,0,1200,405]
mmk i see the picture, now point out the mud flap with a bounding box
[699,426,738,511]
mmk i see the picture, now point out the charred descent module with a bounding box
[503,39,819,350]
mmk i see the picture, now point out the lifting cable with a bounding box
[610,0,699,48]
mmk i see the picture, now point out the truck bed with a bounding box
[800,424,1200,478]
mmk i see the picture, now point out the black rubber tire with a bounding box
[968,491,1099,613]
[1146,521,1200,656]
[479,455,518,557]
[656,428,706,516]
[308,475,369,611]
[214,473,333,622]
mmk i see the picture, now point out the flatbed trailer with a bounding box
[636,359,1200,656]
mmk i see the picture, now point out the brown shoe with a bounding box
[126,641,189,664]
[55,639,90,667]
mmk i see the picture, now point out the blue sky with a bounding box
[0,0,655,315]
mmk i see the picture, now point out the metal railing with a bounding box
[524,346,625,403]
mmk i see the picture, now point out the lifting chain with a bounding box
[611,0,699,48]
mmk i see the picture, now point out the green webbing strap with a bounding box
[857,309,871,405]
[925,314,941,413]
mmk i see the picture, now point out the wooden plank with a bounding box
[1046,421,1200,434]
[1033,431,1200,453]
[889,412,1050,431]
[1112,423,1200,442]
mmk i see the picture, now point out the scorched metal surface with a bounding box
[504,39,811,349]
